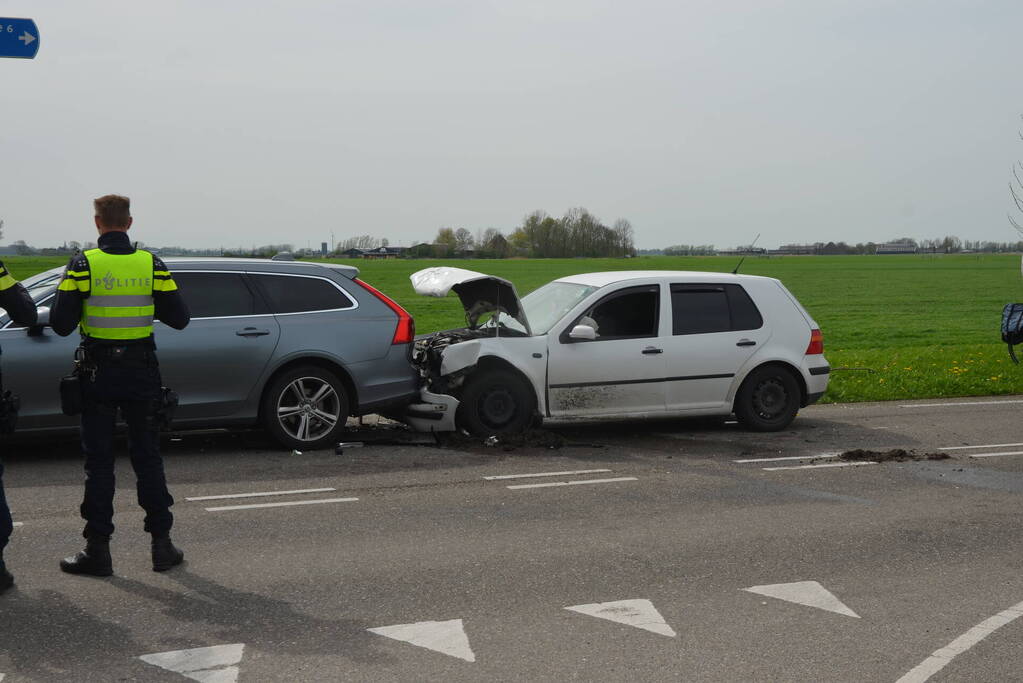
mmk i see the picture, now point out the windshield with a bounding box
[487,281,597,336]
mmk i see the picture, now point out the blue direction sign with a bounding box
[0,18,40,59]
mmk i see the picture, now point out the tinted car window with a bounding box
[250,274,354,314]
[174,272,264,318]
[670,284,763,335]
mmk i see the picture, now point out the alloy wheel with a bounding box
[276,376,341,442]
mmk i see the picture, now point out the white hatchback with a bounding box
[405,268,829,436]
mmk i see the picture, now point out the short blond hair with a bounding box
[93,194,131,228]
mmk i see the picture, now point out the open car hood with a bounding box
[410,267,531,334]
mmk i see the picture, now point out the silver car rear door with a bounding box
[157,270,281,420]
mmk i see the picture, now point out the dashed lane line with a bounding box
[900,400,1023,408]
[966,450,1023,458]
[734,453,838,463]
[186,487,336,502]
[762,462,878,472]
[507,477,638,490]
[895,599,1023,683]
[939,443,1023,451]
[205,497,358,512]
[483,469,612,480]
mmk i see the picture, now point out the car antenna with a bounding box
[732,233,762,274]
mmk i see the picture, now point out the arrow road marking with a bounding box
[565,598,677,637]
[139,644,245,682]
[743,580,860,618]
[18,31,35,45]
[368,619,476,662]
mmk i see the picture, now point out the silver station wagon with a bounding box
[0,258,419,449]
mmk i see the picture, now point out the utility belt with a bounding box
[60,344,178,429]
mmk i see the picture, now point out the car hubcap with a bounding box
[277,377,341,442]
[752,378,787,420]
[479,386,516,428]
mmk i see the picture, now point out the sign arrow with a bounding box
[0,17,40,59]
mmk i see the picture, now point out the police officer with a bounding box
[51,194,190,576]
[0,262,38,593]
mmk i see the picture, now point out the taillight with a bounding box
[805,328,824,355]
[354,278,415,345]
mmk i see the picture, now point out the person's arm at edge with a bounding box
[153,256,190,330]
[0,261,37,327]
[50,254,88,337]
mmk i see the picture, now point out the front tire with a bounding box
[457,369,536,437]
[734,365,800,432]
[262,366,349,449]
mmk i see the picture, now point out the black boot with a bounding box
[60,536,113,577]
[0,560,13,593]
[151,536,183,572]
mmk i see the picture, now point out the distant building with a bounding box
[876,243,917,254]
[769,244,818,255]
[339,246,406,259]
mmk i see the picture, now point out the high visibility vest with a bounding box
[0,261,18,293]
[72,249,159,340]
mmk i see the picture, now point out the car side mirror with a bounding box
[568,324,596,341]
[27,306,50,336]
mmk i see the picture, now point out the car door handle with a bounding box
[236,328,271,337]
[642,347,663,355]
[736,339,757,347]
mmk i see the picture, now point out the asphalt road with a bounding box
[3,396,1023,682]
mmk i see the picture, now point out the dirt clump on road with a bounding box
[838,448,950,462]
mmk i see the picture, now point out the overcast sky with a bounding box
[1,0,1020,249]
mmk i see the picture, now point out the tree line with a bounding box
[419,208,636,259]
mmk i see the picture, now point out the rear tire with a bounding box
[457,370,536,436]
[262,366,350,449]
[734,365,800,432]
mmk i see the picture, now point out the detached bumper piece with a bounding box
[404,390,459,432]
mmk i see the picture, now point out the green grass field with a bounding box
[8,254,1022,404]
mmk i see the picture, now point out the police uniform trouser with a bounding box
[0,458,12,555]
[80,348,173,539]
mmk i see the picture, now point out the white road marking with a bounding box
[139,644,245,683]
[967,450,1023,458]
[900,399,1023,408]
[939,443,1023,451]
[734,453,838,463]
[11,522,22,528]
[565,599,677,637]
[186,487,336,502]
[368,619,476,662]
[205,497,358,512]
[895,599,1023,683]
[483,469,612,480]
[507,477,638,490]
[762,462,877,471]
[743,581,860,618]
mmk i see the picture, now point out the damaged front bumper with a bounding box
[403,389,460,433]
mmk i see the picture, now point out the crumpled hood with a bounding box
[410,267,531,334]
